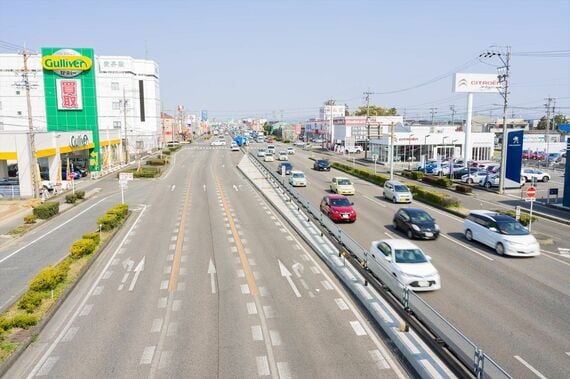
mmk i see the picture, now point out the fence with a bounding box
[0,185,21,199]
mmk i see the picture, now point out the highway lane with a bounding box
[266,143,570,378]
[8,143,408,378]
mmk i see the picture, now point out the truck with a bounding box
[234,135,248,147]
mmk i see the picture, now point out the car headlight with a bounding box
[412,224,421,231]
[434,224,439,231]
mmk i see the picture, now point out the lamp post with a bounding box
[423,134,431,167]
[408,133,414,170]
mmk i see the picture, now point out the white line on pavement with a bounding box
[514,355,547,379]
[440,234,494,261]
[350,320,367,336]
[256,356,270,376]
[140,346,156,365]
[540,252,570,266]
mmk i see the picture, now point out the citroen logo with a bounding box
[458,78,469,87]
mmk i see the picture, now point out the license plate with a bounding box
[418,281,429,287]
[425,232,433,237]
[342,214,349,219]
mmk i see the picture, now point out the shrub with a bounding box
[65,194,78,204]
[494,209,537,226]
[24,214,38,224]
[401,170,412,178]
[421,175,452,188]
[0,316,12,331]
[97,213,120,231]
[33,201,59,220]
[411,186,460,208]
[29,266,66,292]
[106,204,128,220]
[10,314,38,329]
[69,238,97,259]
[75,190,85,199]
[18,291,47,313]
[455,184,473,194]
[162,149,172,155]
[82,232,101,246]
[146,158,166,166]
[411,171,425,180]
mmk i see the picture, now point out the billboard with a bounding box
[42,47,101,171]
[453,73,501,93]
[201,110,208,122]
[505,129,523,189]
[564,141,570,207]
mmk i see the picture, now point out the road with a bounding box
[6,143,409,378]
[260,143,570,378]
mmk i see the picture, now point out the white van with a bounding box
[383,180,413,203]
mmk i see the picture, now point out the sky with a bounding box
[1,0,569,122]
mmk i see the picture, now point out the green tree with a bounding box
[537,113,568,130]
[354,105,398,116]
[263,122,271,134]
[323,99,336,106]
[344,104,350,116]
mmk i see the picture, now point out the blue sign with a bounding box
[505,129,524,189]
[563,141,570,207]
[201,110,208,122]
[559,123,570,132]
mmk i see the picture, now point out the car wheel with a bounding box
[465,229,473,241]
[392,197,397,204]
[543,176,549,182]
[485,181,491,189]
[468,178,473,184]
[496,242,505,256]
[525,176,530,182]
[393,220,399,230]
[407,228,414,239]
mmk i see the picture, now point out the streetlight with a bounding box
[423,134,431,168]
[408,133,415,170]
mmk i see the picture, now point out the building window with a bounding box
[113,121,121,129]
[111,82,120,91]
[0,122,4,131]
[15,90,20,95]
[112,101,120,110]
[17,111,22,116]
[0,101,2,110]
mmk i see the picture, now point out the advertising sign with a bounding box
[56,79,83,110]
[201,110,208,122]
[505,129,524,189]
[563,140,570,207]
[453,73,501,93]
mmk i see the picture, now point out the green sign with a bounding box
[42,47,101,171]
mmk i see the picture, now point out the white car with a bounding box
[278,151,289,161]
[264,154,274,162]
[369,239,441,291]
[521,168,550,183]
[344,145,363,154]
[461,170,488,184]
[287,147,295,155]
[289,171,307,187]
[230,143,240,151]
[383,180,412,203]
[257,149,266,157]
[330,177,355,195]
[464,210,540,257]
[293,141,306,147]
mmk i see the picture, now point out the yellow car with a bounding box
[330,177,355,195]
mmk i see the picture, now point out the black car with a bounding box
[393,208,439,240]
[278,162,293,175]
[313,159,330,171]
[452,166,479,179]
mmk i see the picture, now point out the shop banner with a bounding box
[505,129,523,188]
[563,141,570,207]
[56,79,83,110]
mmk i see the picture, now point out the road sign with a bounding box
[549,188,558,196]
[526,187,537,198]
[67,173,74,181]
[119,172,134,181]
[515,206,521,221]
[559,123,570,132]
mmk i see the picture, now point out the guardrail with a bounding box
[248,153,511,379]
[0,185,21,199]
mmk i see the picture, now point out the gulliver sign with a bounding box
[70,134,89,148]
[41,49,92,77]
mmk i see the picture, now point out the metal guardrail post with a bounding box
[403,286,411,311]
[474,348,484,378]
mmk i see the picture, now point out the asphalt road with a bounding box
[7,142,408,378]
[260,142,570,379]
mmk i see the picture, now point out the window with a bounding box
[16,90,20,95]
[0,122,4,131]
[17,111,22,116]
[377,242,391,257]
[0,101,2,110]
[112,101,120,110]
[111,82,119,91]
[113,121,121,129]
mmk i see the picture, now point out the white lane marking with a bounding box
[168,244,176,250]
[230,246,238,253]
[0,196,111,265]
[128,256,146,291]
[514,355,548,379]
[208,259,217,294]
[121,273,130,284]
[384,231,394,238]
[36,356,59,376]
[335,298,349,311]
[172,300,182,312]
[228,237,234,243]
[158,351,172,370]
[166,322,178,337]
[541,251,570,266]
[301,254,310,261]
[170,236,177,241]
[293,244,301,250]
[277,362,291,379]
[233,184,239,191]
[179,267,187,276]
[369,349,390,369]
[61,326,79,343]
[259,286,270,297]
[151,318,163,333]
[252,325,264,341]
[440,234,494,261]
[160,280,169,290]
[263,305,276,319]
[321,280,334,290]
[237,269,245,278]
[79,304,93,317]
[158,297,167,309]
[350,320,367,336]
[247,302,258,315]
[270,330,282,346]
[203,184,206,192]
[253,271,262,280]
[566,351,570,357]
[299,279,309,290]
[170,185,176,192]
[362,194,387,208]
[256,356,270,376]
[92,286,103,296]
[111,258,120,266]
[249,258,257,266]
[102,271,113,280]
[241,284,251,294]
[278,259,301,297]
[310,266,320,274]
[140,346,156,365]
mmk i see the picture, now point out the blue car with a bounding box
[278,162,293,175]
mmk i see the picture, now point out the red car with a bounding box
[320,194,357,223]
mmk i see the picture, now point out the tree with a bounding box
[344,104,350,116]
[263,122,271,134]
[537,113,568,130]
[323,99,336,106]
[354,105,398,116]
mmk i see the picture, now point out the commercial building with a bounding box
[0,47,160,198]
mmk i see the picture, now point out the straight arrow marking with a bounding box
[208,258,217,294]
[278,259,301,297]
[128,256,145,292]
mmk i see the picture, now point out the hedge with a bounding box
[455,184,473,194]
[421,175,453,188]
[97,213,120,231]
[69,238,98,259]
[65,194,78,204]
[23,214,38,224]
[18,291,47,313]
[134,167,161,178]
[331,162,390,186]
[411,171,425,180]
[75,190,85,199]
[82,232,101,246]
[29,266,67,292]
[146,158,167,166]
[162,149,172,155]
[0,314,38,330]
[408,184,460,208]
[33,201,59,220]
[494,209,537,227]
[107,204,128,219]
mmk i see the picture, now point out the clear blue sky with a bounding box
[1,0,569,121]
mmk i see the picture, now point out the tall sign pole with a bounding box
[389,122,395,180]
[123,88,129,164]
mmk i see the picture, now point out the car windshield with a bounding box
[409,211,433,223]
[292,173,304,178]
[394,249,428,264]
[496,220,529,235]
[337,179,351,185]
[394,185,409,192]
[330,198,351,207]
[318,160,329,165]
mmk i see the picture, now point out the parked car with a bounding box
[463,210,540,257]
[531,152,545,160]
[453,166,479,179]
[277,162,293,175]
[320,194,356,223]
[0,177,19,186]
[289,171,307,187]
[368,239,441,291]
[383,180,413,203]
[264,154,274,162]
[287,147,295,155]
[480,173,524,188]
[521,168,550,182]
[278,151,289,161]
[393,208,439,240]
[313,159,330,171]
[257,149,266,157]
[293,141,306,147]
[344,145,363,154]
[522,150,532,160]
[461,170,488,184]
[330,177,355,195]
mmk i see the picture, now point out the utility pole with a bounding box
[21,49,39,198]
[430,108,437,126]
[449,105,456,128]
[364,91,372,159]
[122,88,129,164]
[497,46,511,194]
[545,97,553,159]
[389,122,395,180]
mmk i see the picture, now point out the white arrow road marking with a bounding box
[278,259,301,298]
[128,256,145,291]
[208,258,217,294]
[291,262,304,278]
[233,184,239,192]
[122,257,134,272]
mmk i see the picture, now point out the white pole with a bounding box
[465,93,474,162]
[389,122,395,180]
[121,185,125,204]
[528,199,534,232]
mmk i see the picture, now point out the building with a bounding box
[0,47,161,197]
